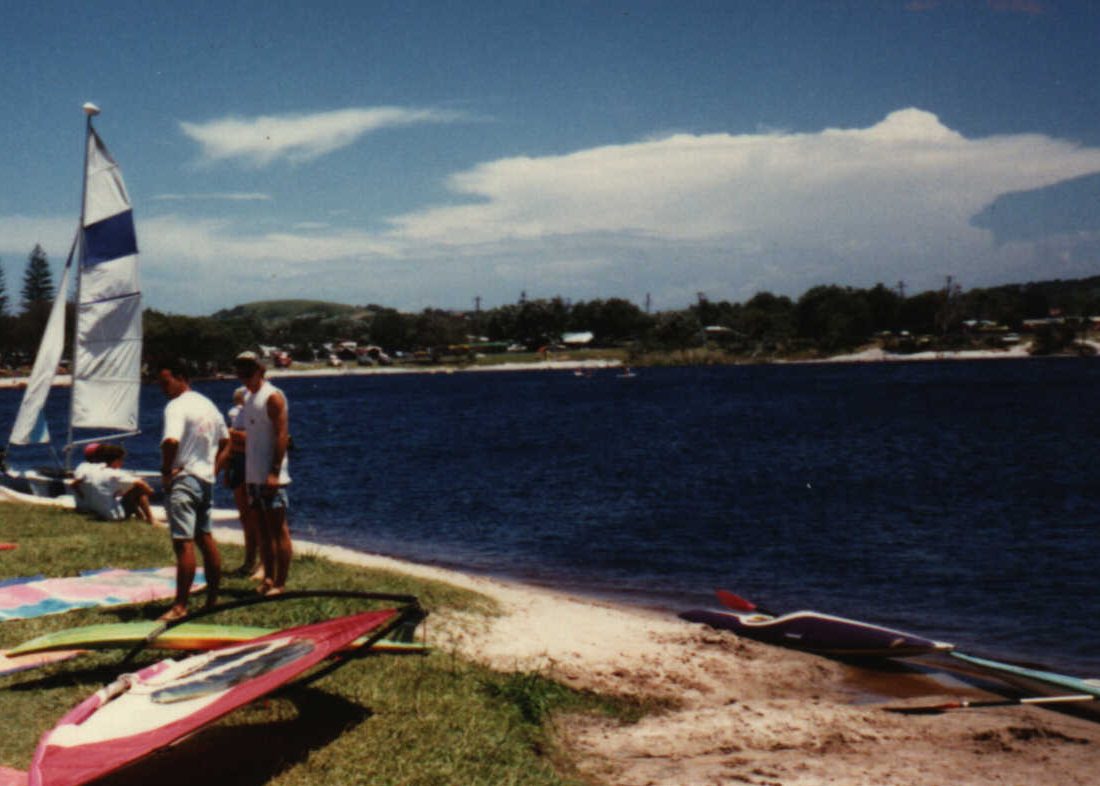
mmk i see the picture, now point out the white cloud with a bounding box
[152,192,272,202]
[180,107,464,166]
[8,109,1100,314]
[387,109,1100,252]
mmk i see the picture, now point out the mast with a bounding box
[64,103,99,469]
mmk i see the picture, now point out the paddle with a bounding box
[715,589,778,617]
[884,693,1096,715]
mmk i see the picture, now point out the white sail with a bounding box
[8,260,75,445]
[70,128,142,433]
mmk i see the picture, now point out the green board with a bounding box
[951,652,1100,698]
[10,621,428,657]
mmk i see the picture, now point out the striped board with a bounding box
[25,610,399,786]
[0,568,203,623]
[10,621,428,657]
[951,651,1100,699]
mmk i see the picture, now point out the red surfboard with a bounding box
[27,608,397,786]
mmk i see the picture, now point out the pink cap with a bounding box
[83,443,101,460]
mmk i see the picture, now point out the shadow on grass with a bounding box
[87,687,371,786]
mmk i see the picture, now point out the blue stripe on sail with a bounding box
[83,210,137,268]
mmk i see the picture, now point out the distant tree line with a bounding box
[4,240,1100,372]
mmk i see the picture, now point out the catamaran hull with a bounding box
[680,608,952,658]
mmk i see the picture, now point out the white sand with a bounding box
[204,525,1100,786]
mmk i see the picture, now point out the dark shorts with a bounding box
[226,453,246,488]
[247,484,289,512]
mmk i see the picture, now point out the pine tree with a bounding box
[0,257,8,316]
[21,244,54,311]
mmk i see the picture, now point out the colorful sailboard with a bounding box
[679,590,953,658]
[0,568,202,623]
[26,609,398,786]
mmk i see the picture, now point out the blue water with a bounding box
[3,360,1099,674]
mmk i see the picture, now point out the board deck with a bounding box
[0,649,85,678]
[0,568,203,623]
[680,607,953,657]
[27,610,399,786]
[951,652,1100,698]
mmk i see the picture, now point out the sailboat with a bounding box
[1,103,145,499]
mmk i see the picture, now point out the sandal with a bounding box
[158,606,188,622]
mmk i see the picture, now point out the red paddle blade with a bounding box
[715,589,756,612]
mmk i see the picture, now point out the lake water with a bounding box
[3,359,1099,675]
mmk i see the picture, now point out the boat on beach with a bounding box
[1,104,148,502]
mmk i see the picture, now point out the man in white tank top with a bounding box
[233,351,292,595]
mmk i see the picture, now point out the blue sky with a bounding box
[1,0,1100,316]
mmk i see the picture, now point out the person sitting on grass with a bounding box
[72,443,157,525]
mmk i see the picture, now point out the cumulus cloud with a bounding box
[180,107,464,166]
[387,109,1100,252]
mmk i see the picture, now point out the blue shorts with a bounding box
[247,484,289,512]
[168,475,213,540]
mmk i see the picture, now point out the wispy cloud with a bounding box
[180,107,465,166]
[152,192,273,202]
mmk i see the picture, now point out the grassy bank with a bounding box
[0,504,643,785]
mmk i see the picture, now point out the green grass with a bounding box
[0,503,645,785]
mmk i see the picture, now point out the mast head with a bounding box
[82,103,101,117]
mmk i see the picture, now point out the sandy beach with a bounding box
[196,524,1098,786]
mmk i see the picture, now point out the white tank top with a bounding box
[242,381,291,485]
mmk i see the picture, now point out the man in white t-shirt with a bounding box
[157,360,229,622]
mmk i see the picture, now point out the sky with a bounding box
[1,0,1100,316]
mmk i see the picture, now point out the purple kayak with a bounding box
[679,607,953,658]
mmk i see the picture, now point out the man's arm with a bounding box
[265,391,289,486]
[161,439,179,489]
[214,437,232,478]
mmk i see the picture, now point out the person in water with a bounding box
[157,359,228,621]
[230,351,292,596]
[72,442,157,525]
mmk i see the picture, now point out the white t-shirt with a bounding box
[74,461,133,521]
[162,390,229,484]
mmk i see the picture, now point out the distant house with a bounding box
[561,331,594,347]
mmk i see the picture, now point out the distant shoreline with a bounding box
[3,339,1087,391]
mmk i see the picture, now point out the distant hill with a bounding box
[212,300,366,322]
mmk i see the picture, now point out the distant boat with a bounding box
[2,104,147,499]
[617,367,637,378]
